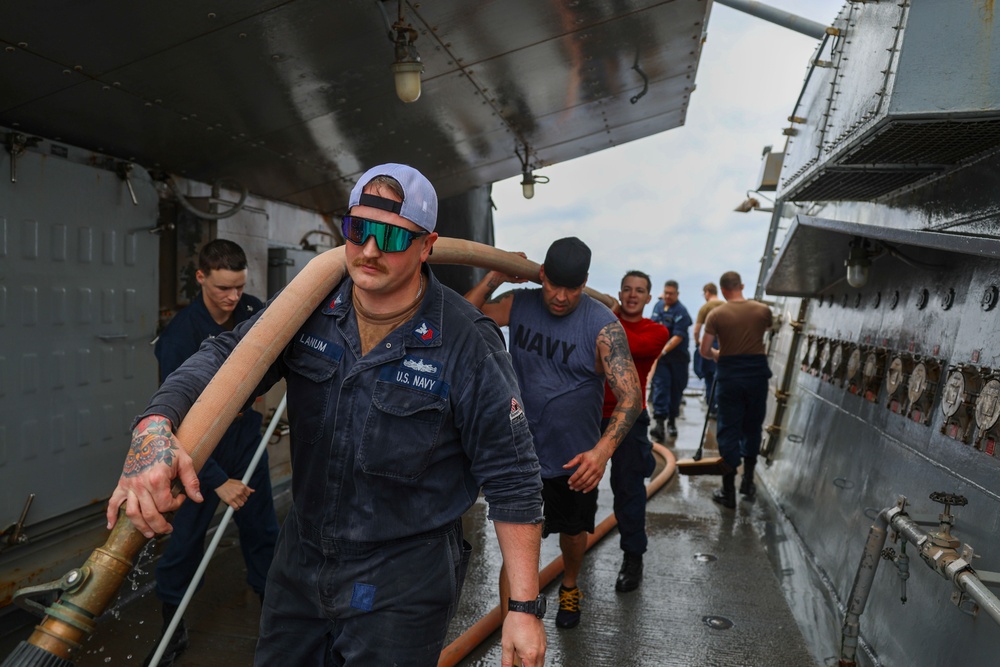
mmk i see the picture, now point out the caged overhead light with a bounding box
[380,0,424,103]
[516,145,549,199]
[845,237,873,288]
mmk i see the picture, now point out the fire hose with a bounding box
[437,443,676,666]
[1,238,616,666]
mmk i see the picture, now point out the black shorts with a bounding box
[541,476,599,537]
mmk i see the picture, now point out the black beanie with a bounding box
[543,237,591,288]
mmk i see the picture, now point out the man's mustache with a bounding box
[351,258,388,274]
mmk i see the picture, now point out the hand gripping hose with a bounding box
[1,239,615,666]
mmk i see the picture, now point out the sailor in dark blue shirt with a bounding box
[145,239,279,666]
[649,280,692,441]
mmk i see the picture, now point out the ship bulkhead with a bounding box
[758,2,1000,665]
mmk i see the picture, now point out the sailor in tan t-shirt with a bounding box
[699,271,773,509]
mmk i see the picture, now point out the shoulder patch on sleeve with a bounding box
[510,397,526,423]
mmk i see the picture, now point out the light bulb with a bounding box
[846,262,869,288]
[392,61,423,103]
[845,237,872,288]
[521,178,535,199]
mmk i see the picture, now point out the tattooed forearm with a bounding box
[123,416,178,477]
[486,291,514,306]
[597,322,642,449]
[602,411,633,449]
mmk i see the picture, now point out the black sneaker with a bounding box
[143,619,189,667]
[555,585,583,629]
[615,553,643,593]
[667,420,678,438]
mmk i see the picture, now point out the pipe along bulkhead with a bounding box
[839,494,1000,667]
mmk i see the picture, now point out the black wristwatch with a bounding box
[507,594,546,618]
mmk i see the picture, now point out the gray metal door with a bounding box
[0,143,160,534]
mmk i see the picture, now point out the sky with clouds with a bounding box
[488,0,844,309]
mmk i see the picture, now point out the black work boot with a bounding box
[144,603,190,667]
[649,418,666,443]
[615,552,644,593]
[711,472,737,509]
[740,458,757,501]
[666,419,678,439]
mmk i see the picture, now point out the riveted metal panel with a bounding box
[765,251,1000,664]
[779,1,906,199]
[0,138,159,531]
[891,0,1000,117]
[780,0,1000,202]
[0,1,709,213]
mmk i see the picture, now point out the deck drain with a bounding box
[702,615,734,630]
[694,553,717,563]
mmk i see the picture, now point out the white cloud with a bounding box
[491,0,844,304]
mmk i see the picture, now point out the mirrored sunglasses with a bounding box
[341,215,428,253]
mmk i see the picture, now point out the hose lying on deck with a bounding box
[1,238,616,667]
[438,443,677,667]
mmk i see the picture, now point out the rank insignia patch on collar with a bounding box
[412,320,439,345]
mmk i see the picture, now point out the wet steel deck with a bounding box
[1,394,824,666]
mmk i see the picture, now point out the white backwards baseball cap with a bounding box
[348,163,438,233]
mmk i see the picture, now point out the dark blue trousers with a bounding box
[257,511,470,666]
[715,374,770,470]
[155,423,279,606]
[603,411,656,555]
[695,353,718,412]
[651,357,688,420]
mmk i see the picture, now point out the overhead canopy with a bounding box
[0,0,709,213]
[763,215,1000,297]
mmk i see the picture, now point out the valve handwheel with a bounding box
[929,491,968,507]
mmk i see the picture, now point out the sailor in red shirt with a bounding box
[602,270,670,592]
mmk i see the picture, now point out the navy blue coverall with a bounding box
[140,267,542,666]
[152,292,279,607]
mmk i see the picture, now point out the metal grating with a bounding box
[785,169,928,201]
[839,119,1000,165]
[783,118,1000,202]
